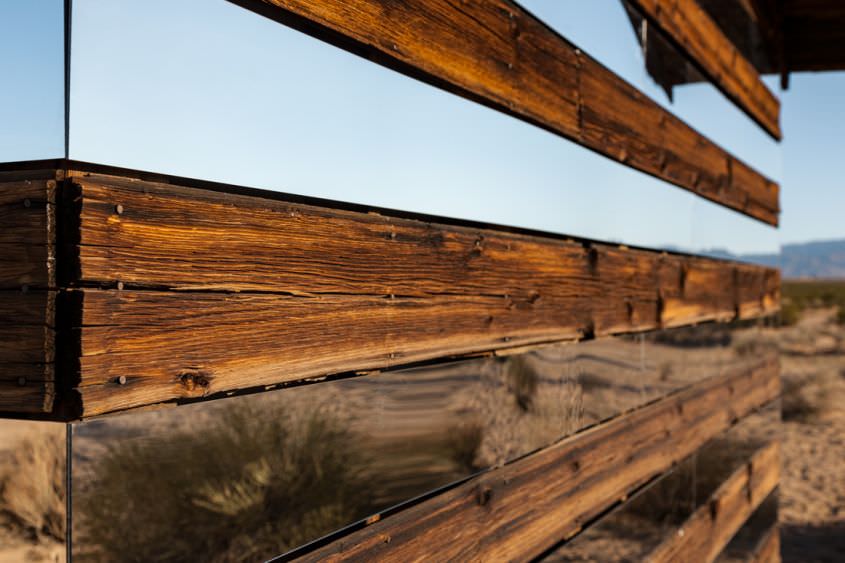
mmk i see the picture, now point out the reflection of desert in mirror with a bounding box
[0,422,65,562]
[59,321,767,562]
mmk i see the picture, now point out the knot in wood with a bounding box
[180,370,211,392]
[476,485,493,507]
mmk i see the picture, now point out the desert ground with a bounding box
[0,281,843,562]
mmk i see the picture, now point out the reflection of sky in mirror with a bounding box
[0,0,65,161]
[69,0,778,255]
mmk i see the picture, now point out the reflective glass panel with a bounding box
[541,403,780,561]
[69,0,778,257]
[715,491,779,562]
[0,420,67,561]
[70,321,777,561]
[0,0,65,162]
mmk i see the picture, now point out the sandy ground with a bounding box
[777,308,845,562]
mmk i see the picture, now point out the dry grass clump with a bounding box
[782,372,837,423]
[0,428,65,544]
[77,401,371,563]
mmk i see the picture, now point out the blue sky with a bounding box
[1,0,842,251]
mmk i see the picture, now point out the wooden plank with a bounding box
[59,173,780,416]
[281,358,779,562]
[0,176,58,414]
[0,291,56,413]
[647,441,780,563]
[226,0,779,224]
[0,179,57,289]
[629,0,781,139]
[750,525,781,563]
[578,56,778,225]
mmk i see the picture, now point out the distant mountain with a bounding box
[737,239,845,279]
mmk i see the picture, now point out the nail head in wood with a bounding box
[117,376,127,385]
[115,204,124,215]
[17,377,26,387]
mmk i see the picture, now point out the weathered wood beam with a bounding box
[648,440,780,562]
[59,171,779,417]
[279,358,779,562]
[226,0,779,225]
[750,524,781,563]
[0,174,59,413]
[629,0,782,139]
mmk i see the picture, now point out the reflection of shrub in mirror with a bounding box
[0,425,65,556]
[504,356,539,412]
[444,421,484,474]
[77,401,372,563]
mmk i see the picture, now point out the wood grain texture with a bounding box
[0,179,56,289]
[61,173,780,416]
[750,525,781,563]
[227,0,779,224]
[629,0,781,139]
[282,358,779,562]
[0,291,56,413]
[0,176,58,413]
[647,441,780,563]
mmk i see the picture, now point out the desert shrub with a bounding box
[503,356,539,411]
[77,401,371,563]
[780,300,801,326]
[837,306,845,326]
[444,421,484,474]
[781,373,835,423]
[0,428,65,542]
[782,281,845,310]
[733,336,778,358]
[650,324,733,347]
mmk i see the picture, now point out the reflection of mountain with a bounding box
[706,239,845,280]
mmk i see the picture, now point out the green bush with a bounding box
[77,401,372,563]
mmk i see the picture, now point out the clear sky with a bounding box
[1,0,842,252]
